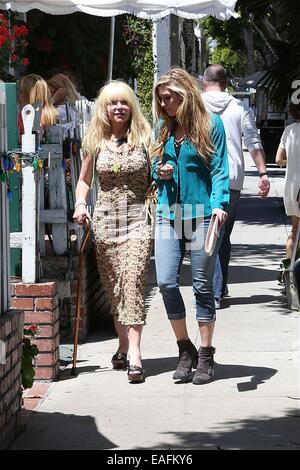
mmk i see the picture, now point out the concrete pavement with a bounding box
[10,152,300,450]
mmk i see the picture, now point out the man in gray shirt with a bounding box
[202,64,270,306]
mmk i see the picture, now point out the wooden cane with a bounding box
[71,218,91,376]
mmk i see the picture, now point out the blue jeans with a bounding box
[213,189,241,298]
[155,215,223,323]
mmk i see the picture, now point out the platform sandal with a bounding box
[111,352,127,370]
[127,365,145,383]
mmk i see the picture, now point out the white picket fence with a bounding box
[9,99,96,283]
[0,87,11,313]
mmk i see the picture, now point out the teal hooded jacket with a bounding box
[152,113,229,220]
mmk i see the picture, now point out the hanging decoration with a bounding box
[0,149,45,200]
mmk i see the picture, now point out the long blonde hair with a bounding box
[82,80,151,158]
[47,73,79,105]
[151,68,214,166]
[18,73,58,127]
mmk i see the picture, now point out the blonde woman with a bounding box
[151,68,229,384]
[73,81,152,383]
[17,73,58,133]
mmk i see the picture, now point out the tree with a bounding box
[123,16,154,120]
[211,46,245,77]
[200,0,300,107]
[199,13,258,77]
[239,0,300,107]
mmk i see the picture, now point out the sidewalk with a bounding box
[11,153,300,450]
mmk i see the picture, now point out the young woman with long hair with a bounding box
[151,68,229,384]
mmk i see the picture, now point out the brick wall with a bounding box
[11,282,59,381]
[0,310,23,450]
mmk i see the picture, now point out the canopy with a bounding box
[0,1,238,20]
[237,71,266,89]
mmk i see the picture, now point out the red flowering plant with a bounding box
[21,324,39,389]
[0,11,29,80]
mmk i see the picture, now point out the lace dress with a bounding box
[92,144,152,325]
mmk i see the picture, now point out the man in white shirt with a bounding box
[202,64,270,305]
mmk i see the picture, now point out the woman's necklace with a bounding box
[174,135,186,148]
[173,122,186,148]
[110,135,127,147]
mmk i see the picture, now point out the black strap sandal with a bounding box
[127,365,145,383]
[111,352,127,370]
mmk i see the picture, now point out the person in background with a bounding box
[17,73,58,138]
[73,80,152,383]
[152,68,229,385]
[202,64,270,307]
[62,70,88,101]
[47,73,79,139]
[276,101,300,260]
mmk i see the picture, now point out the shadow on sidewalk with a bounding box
[230,243,285,264]
[222,294,283,307]
[222,290,296,316]
[236,196,285,226]
[214,363,277,391]
[143,357,277,391]
[143,356,177,376]
[151,408,300,450]
[57,363,111,381]
[229,265,277,283]
[11,410,117,450]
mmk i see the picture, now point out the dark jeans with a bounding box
[214,189,241,298]
[155,215,223,323]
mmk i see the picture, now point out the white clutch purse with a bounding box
[205,213,219,256]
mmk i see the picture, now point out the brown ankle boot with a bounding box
[173,339,198,381]
[192,346,215,384]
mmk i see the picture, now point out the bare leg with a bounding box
[198,321,215,347]
[113,318,128,353]
[170,319,189,341]
[286,216,300,259]
[127,325,143,368]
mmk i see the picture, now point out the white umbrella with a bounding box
[0,1,238,20]
[0,1,238,79]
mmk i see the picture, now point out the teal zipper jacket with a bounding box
[152,113,229,220]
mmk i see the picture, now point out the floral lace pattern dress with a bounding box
[92,144,152,325]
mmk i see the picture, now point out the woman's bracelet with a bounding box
[75,198,87,209]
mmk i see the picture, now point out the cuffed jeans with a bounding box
[155,215,223,323]
[213,189,241,298]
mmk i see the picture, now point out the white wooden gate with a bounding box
[8,99,96,283]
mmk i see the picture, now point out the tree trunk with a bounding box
[182,20,195,73]
[243,24,256,74]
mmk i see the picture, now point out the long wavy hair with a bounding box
[151,68,214,166]
[47,73,79,105]
[18,73,58,127]
[82,80,151,159]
